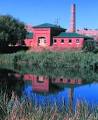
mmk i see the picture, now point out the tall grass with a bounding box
[0,50,98,70]
[0,51,98,83]
[0,92,98,120]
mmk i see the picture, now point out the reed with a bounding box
[0,51,98,72]
[0,92,98,120]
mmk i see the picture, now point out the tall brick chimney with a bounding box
[69,4,76,32]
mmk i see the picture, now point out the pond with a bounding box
[0,67,98,111]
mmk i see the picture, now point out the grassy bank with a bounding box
[0,51,98,70]
[0,92,98,120]
[0,51,98,84]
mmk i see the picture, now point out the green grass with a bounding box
[0,50,98,70]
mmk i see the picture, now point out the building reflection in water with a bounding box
[1,68,98,112]
[22,73,82,111]
[23,74,82,92]
[23,74,49,93]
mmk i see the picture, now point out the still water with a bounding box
[0,68,98,109]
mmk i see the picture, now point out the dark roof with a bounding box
[33,23,65,29]
[54,32,86,38]
[26,32,33,39]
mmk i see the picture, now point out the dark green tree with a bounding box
[0,15,27,47]
[83,39,96,52]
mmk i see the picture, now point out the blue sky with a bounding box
[0,0,98,29]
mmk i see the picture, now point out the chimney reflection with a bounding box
[69,88,74,113]
[12,73,82,112]
[51,77,81,112]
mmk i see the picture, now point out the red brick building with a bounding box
[24,4,94,49]
[24,23,65,47]
[24,23,89,49]
[53,32,85,49]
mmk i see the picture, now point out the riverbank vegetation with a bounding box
[0,92,98,120]
[0,50,98,84]
[0,50,98,71]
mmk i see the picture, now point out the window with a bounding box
[60,78,63,82]
[76,39,79,43]
[38,37,46,46]
[37,76,44,83]
[61,39,64,43]
[54,39,57,43]
[69,39,72,43]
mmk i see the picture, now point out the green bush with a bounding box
[83,40,96,51]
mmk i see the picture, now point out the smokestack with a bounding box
[69,4,76,32]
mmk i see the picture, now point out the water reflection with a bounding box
[0,68,24,98]
[23,74,83,111]
[0,68,98,111]
[22,73,98,111]
[23,74,82,93]
[24,75,50,93]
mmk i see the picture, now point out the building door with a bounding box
[38,37,46,46]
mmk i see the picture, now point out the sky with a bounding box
[0,0,98,30]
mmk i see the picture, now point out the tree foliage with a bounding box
[83,39,96,51]
[0,15,27,47]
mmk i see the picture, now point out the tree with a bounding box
[0,15,27,47]
[83,39,96,51]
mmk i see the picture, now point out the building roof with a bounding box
[26,32,33,39]
[33,23,65,29]
[54,32,86,38]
